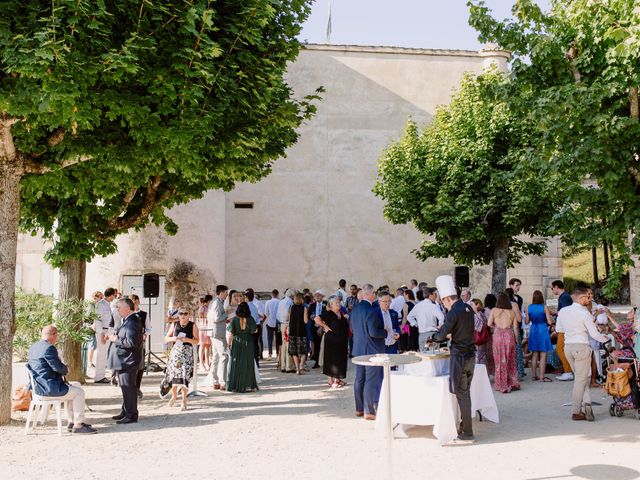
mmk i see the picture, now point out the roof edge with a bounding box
[302,43,493,58]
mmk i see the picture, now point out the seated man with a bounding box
[27,325,97,434]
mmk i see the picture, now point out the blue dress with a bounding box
[527,304,552,352]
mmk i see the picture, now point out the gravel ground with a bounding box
[2,358,640,480]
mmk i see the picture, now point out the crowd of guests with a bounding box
[25,275,625,437]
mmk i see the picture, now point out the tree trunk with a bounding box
[603,242,611,278]
[491,238,509,294]
[0,159,22,425]
[57,258,87,383]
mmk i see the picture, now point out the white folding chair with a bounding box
[24,369,70,436]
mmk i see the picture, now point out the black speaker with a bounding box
[454,266,469,288]
[143,273,160,298]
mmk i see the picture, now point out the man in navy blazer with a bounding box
[350,283,387,419]
[373,294,401,354]
[27,325,96,434]
[108,297,144,424]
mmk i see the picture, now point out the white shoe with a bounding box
[555,372,574,381]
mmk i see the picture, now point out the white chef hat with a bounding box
[436,275,457,299]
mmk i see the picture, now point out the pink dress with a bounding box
[492,326,519,393]
[198,305,211,345]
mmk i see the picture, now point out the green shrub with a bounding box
[13,289,97,361]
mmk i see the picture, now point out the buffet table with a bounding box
[375,354,499,446]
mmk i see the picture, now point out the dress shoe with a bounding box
[137,390,143,399]
[572,412,587,421]
[364,414,376,421]
[312,363,320,369]
[220,385,226,391]
[94,378,110,384]
[67,422,92,432]
[116,417,138,424]
[355,411,364,417]
[584,403,594,421]
[447,435,475,445]
[111,412,126,420]
[213,384,221,390]
[73,424,97,434]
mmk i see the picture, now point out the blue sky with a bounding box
[299,0,550,50]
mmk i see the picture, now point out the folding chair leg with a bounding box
[24,402,36,435]
[55,403,63,436]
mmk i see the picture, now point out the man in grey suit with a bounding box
[108,298,144,424]
[207,284,230,390]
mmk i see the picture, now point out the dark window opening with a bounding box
[234,202,254,209]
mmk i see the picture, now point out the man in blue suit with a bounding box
[350,284,387,419]
[374,293,401,354]
[27,325,96,434]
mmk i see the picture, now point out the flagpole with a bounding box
[326,1,332,44]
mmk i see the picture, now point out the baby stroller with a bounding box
[606,323,640,419]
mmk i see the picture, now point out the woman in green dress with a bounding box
[226,302,258,393]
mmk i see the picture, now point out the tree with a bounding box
[0,0,318,423]
[374,69,560,293]
[468,0,640,293]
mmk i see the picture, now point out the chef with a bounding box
[430,275,476,444]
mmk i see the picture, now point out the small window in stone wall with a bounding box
[234,202,254,209]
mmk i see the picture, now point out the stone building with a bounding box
[16,44,564,348]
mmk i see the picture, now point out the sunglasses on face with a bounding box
[179,312,189,316]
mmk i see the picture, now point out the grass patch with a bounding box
[563,248,607,285]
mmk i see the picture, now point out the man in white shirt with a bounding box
[410,279,419,297]
[556,287,609,421]
[390,288,405,317]
[94,288,116,383]
[207,284,230,390]
[336,279,347,305]
[264,290,280,358]
[407,287,444,351]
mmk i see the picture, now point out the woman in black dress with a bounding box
[399,289,416,352]
[315,295,349,388]
[285,293,309,375]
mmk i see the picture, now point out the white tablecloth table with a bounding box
[375,363,499,445]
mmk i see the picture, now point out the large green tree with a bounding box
[468,0,640,292]
[0,0,317,423]
[374,69,561,293]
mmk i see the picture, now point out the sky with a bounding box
[299,0,550,51]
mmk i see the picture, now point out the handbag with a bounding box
[474,322,490,346]
[11,384,31,411]
[605,364,632,398]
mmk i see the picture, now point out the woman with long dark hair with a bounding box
[226,302,258,393]
[487,293,520,393]
[526,290,553,382]
[399,289,416,352]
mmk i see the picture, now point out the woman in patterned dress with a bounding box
[164,309,200,410]
[487,293,520,393]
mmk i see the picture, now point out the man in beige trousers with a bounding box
[556,287,609,421]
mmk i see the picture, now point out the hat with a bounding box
[436,275,457,299]
[315,289,325,296]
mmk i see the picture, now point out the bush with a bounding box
[13,289,97,361]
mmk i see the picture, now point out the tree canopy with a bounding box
[468,0,640,291]
[0,0,318,424]
[2,0,319,266]
[374,68,560,292]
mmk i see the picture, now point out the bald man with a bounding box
[27,326,96,434]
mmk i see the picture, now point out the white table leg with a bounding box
[188,344,207,397]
